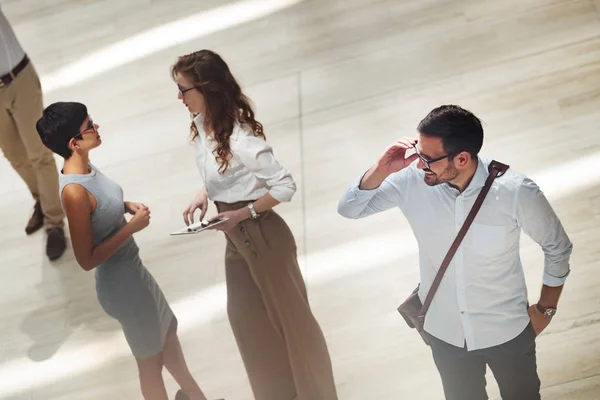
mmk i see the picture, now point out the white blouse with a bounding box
[193,114,296,203]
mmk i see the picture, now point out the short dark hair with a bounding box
[417,105,483,159]
[36,102,88,159]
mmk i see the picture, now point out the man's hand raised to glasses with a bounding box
[359,138,419,190]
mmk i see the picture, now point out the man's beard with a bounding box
[423,164,459,187]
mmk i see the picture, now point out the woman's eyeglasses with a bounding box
[177,82,209,96]
[73,118,95,139]
[178,86,197,96]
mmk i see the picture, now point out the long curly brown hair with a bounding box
[171,50,265,174]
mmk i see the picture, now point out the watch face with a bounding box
[545,309,557,317]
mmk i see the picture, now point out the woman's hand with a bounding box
[127,207,151,233]
[183,189,209,226]
[124,201,148,215]
[208,208,251,233]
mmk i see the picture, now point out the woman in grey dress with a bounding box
[35,102,219,400]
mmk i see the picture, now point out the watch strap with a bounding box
[536,303,556,317]
[247,202,259,219]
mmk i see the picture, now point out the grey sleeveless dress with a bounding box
[59,164,174,358]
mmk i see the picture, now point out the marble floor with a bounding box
[1,0,600,398]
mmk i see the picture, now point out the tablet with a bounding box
[170,218,229,235]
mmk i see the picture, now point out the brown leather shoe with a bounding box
[26,201,44,235]
[46,227,66,261]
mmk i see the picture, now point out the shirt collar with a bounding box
[466,157,488,191]
[193,113,204,127]
[193,113,216,143]
[444,157,487,193]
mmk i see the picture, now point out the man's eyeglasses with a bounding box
[74,118,95,140]
[413,145,454,170]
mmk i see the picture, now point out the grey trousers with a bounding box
[428,323,541,400]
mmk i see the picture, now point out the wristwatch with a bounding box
[247,202,259,219]
[536,304,557,318]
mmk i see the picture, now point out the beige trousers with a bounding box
[0,60,63,229]
[216,201,338,400]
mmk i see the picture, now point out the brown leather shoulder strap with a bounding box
[419,160,509,317]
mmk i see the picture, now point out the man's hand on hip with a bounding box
[528,304,552,335]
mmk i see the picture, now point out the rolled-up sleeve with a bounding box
[337,166,413,219]
[236,135,296,202]
[516,177,573,286]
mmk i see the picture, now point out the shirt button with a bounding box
[245,241,251,246]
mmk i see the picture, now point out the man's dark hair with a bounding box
[417,105,483,159]
[36,102,88,159]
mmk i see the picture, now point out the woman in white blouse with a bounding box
[171,50,338,400]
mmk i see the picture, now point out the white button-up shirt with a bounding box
[0,8,26,76]
[337,158,572,350]
[193,114,296,203]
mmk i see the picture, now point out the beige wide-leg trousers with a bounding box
[216,201,338,400]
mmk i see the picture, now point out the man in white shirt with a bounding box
[0,7,65,260]
[337,105,572,399]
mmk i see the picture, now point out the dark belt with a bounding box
[0,55,30,88]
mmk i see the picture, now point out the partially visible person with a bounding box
[36,102,221,400]
[0,7,65,259]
